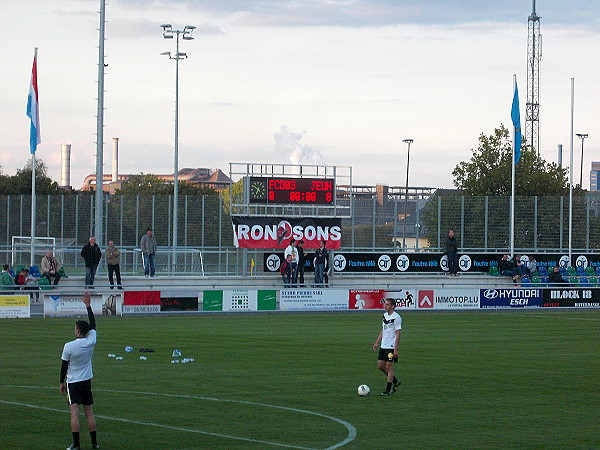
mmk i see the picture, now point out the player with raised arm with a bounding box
[60,291,99,449]
[372,298,402,396]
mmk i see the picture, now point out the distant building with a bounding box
[590,162,600,191]
[81,168,232,194]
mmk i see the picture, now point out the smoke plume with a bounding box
[274,126,324,165]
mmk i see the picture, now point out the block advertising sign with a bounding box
[479,288,542,309]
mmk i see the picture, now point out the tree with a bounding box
[114,173,218,196]
[452,124,571,196]
[0,159,70,195]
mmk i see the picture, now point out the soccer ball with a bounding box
[357,384,370,396]
[124,346,133,353]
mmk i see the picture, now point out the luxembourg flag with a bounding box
[26,48,41,154]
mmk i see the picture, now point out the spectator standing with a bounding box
[81,237,102,288]
[105,240,123,289]
[0,264,15,290]
[445,229,459,276]
[313,241,328,285]
[284,239,299,286]
[281,254,292,286]
[41,250,62,285]
[140,228,157,277]
[297,240,306,287]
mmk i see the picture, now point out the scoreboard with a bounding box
[249,176,335,205]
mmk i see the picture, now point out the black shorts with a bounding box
[378,348,398,363]
[67,379,94,406]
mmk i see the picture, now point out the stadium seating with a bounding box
[58,267,68,278]
[595,266,600,276]
[531,275,541,286]
[576,266,586,276]
[541,276,549,286]
[488,266,500,276]
[566,266,576,276]
[589,276,598,286]
[569,276,579,285]
[521,276,531,286]
[579,277,591,287]
[538,266,548,276]
[586,266,595,276]
[559,267,567,276]
[29,266,41,277]
[38,277,52,290]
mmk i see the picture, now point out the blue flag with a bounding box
[26,50,41,154]
[511,82,521,165]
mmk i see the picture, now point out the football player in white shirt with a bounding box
[372,298,402,395]
[60,292,99,449]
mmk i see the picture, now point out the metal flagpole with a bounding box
[569,78,574,266]
[510,74,516,257]
[29,47,39,267]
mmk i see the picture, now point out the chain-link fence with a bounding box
[1,192,599,275]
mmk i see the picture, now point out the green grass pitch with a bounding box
[0,310,599,448]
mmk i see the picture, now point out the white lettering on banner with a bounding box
[483,289,540,299]
[550,290,592,299]
[265,226,277,241]
[437,296,478,304]
[250,225,264,240]
[237,224,250,240]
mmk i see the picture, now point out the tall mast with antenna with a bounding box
[526,0,541,154]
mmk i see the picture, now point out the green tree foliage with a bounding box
[422,125,586,250]
[0,159,70,195]
[114,173,218,196]
[452,124,571,196]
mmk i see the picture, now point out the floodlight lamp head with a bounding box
[160,51,171,56]
[403,139,414,144]
[576,133,588,139]
[184,25,196,31]
[177,52,188,59]
[163,31,174,39]
[160,24,172,30]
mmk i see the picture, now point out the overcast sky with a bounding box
[1,0,598,189]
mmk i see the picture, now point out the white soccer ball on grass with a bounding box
[357,384,370,396]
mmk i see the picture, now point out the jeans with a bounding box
[108,264,122,288]
[447,252,458,274]
[314,263,325,284]
[143,253,155,277]
[85,264,98,286]
[290,262,298,286]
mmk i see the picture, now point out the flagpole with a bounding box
[30,47,39,267]
[569,78,574,266]
[510,74,517,257]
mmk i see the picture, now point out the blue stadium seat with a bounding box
[538,266,548,276]
[579,277,591,287]
[521,276,531,286]
[595,266,600,276]
[541,276,549,286]
[576,266,586,276]
[559,267,567,276]
[29,266,41,277]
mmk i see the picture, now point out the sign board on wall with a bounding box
[280,289,347,311]
[43,293,122,316]
[202,290,277,312]
[0,295,30,318]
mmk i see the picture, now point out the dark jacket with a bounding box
[81,243,102,267]
[445,235,458,254]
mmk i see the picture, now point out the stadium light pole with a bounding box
[576,133,588,188]
[402,139,413,250]
[160,24,195,273]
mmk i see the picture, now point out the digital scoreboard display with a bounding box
[249,177,335,205]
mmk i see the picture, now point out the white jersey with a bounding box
[61,329,97,383]
[381,311,401,349]
[284,245,299,264]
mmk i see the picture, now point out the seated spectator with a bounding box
[0,264,16,290]
[526,256,537,276]
[515,255,527,277]
[548,266,566,285]
[41,250,62,285]
[498,255,518,281]
[17,268,39,301]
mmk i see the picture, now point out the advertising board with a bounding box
[0,295,30,318]
[479,288,542,309]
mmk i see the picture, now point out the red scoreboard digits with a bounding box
[249,177,335,205]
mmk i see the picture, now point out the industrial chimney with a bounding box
[112,137,119,182]
[60,144,71,188]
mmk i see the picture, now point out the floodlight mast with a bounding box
[160,24,195,273]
